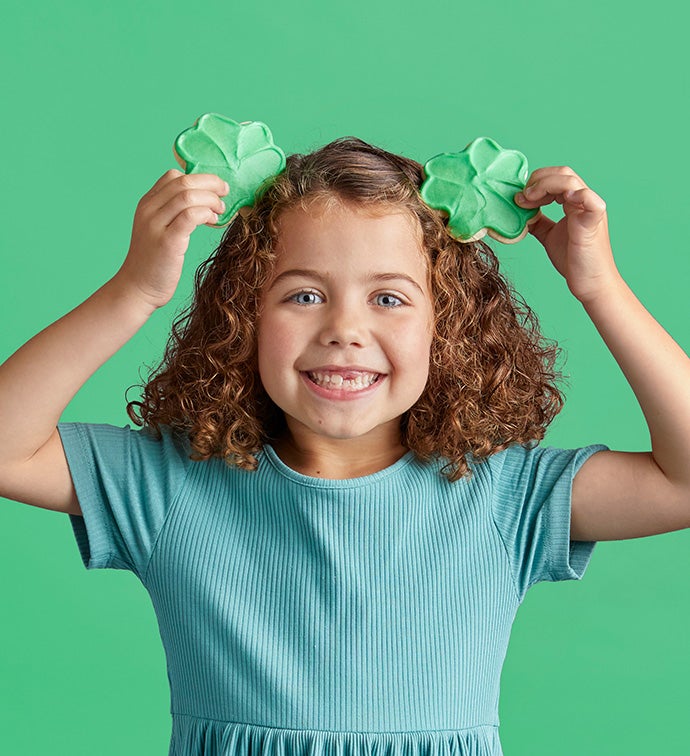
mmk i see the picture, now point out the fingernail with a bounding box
[514,192,526,205]
[223,181,230,194]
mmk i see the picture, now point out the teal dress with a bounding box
[56,422,607,755]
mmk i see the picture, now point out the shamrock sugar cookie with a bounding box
[420,137,539,244]
[173,113,286,227]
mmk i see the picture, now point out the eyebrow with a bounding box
[268,268,425,295]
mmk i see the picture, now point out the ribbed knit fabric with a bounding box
[56,422,608,756]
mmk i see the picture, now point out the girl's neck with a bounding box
[271,433,409,479]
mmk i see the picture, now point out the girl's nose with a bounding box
[318,301,370,347]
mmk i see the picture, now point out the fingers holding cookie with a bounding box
[516,166,588,206]
[157,174,229,230]
[141,172,229,224]
[515,166,608,235]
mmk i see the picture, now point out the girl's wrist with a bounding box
[108,270,161,318]
[572,264,626,306]
[577,271,629,313]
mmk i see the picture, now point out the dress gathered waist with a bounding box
[169,714,503,756]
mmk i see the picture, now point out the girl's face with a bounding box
[257,200,434,458]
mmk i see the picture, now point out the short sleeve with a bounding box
[57,422,194,579]
[490,441,609,603]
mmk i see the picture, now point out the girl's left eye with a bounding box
[375,294,403,307]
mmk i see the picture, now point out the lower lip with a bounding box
[300,372,385,401]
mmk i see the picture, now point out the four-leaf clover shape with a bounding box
[173,113,286,226]
[420,137,538,243]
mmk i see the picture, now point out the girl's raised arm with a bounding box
[0,170,227,514]
[515,168,690,541]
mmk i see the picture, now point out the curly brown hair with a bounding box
[126,136,565,482]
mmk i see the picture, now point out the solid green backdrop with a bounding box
[1,0,689,753]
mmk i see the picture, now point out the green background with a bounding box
[1,0,689,753]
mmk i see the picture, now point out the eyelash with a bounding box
[287,290,405,308]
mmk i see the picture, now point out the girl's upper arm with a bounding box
[0,428,82,516]
[571,450,690,541]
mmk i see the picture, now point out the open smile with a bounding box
[300,371,385,401]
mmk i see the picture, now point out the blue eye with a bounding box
[289,291,323,305]
[375,293,403,308]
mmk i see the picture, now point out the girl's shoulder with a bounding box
[485,440,609,500]
[56,421,198,577]
[57,420,197,505]
[58,419,193,461]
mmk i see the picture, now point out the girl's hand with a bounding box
[514,167,621,304]
[115,170,229,311]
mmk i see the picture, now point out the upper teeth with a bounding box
[308,371,379,388]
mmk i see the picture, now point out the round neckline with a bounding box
[261,443,418,489]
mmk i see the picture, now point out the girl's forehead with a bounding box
[275,199,425,251]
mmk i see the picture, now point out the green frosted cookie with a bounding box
[173,113,286,227]
[420,137,538,244]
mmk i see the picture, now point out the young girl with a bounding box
[1,136,689,755]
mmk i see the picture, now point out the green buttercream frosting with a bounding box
[174,113,286,225]
[420,137,538,242]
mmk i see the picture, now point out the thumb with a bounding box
[525,210,554,247]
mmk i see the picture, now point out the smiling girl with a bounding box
[1,136,689,755]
